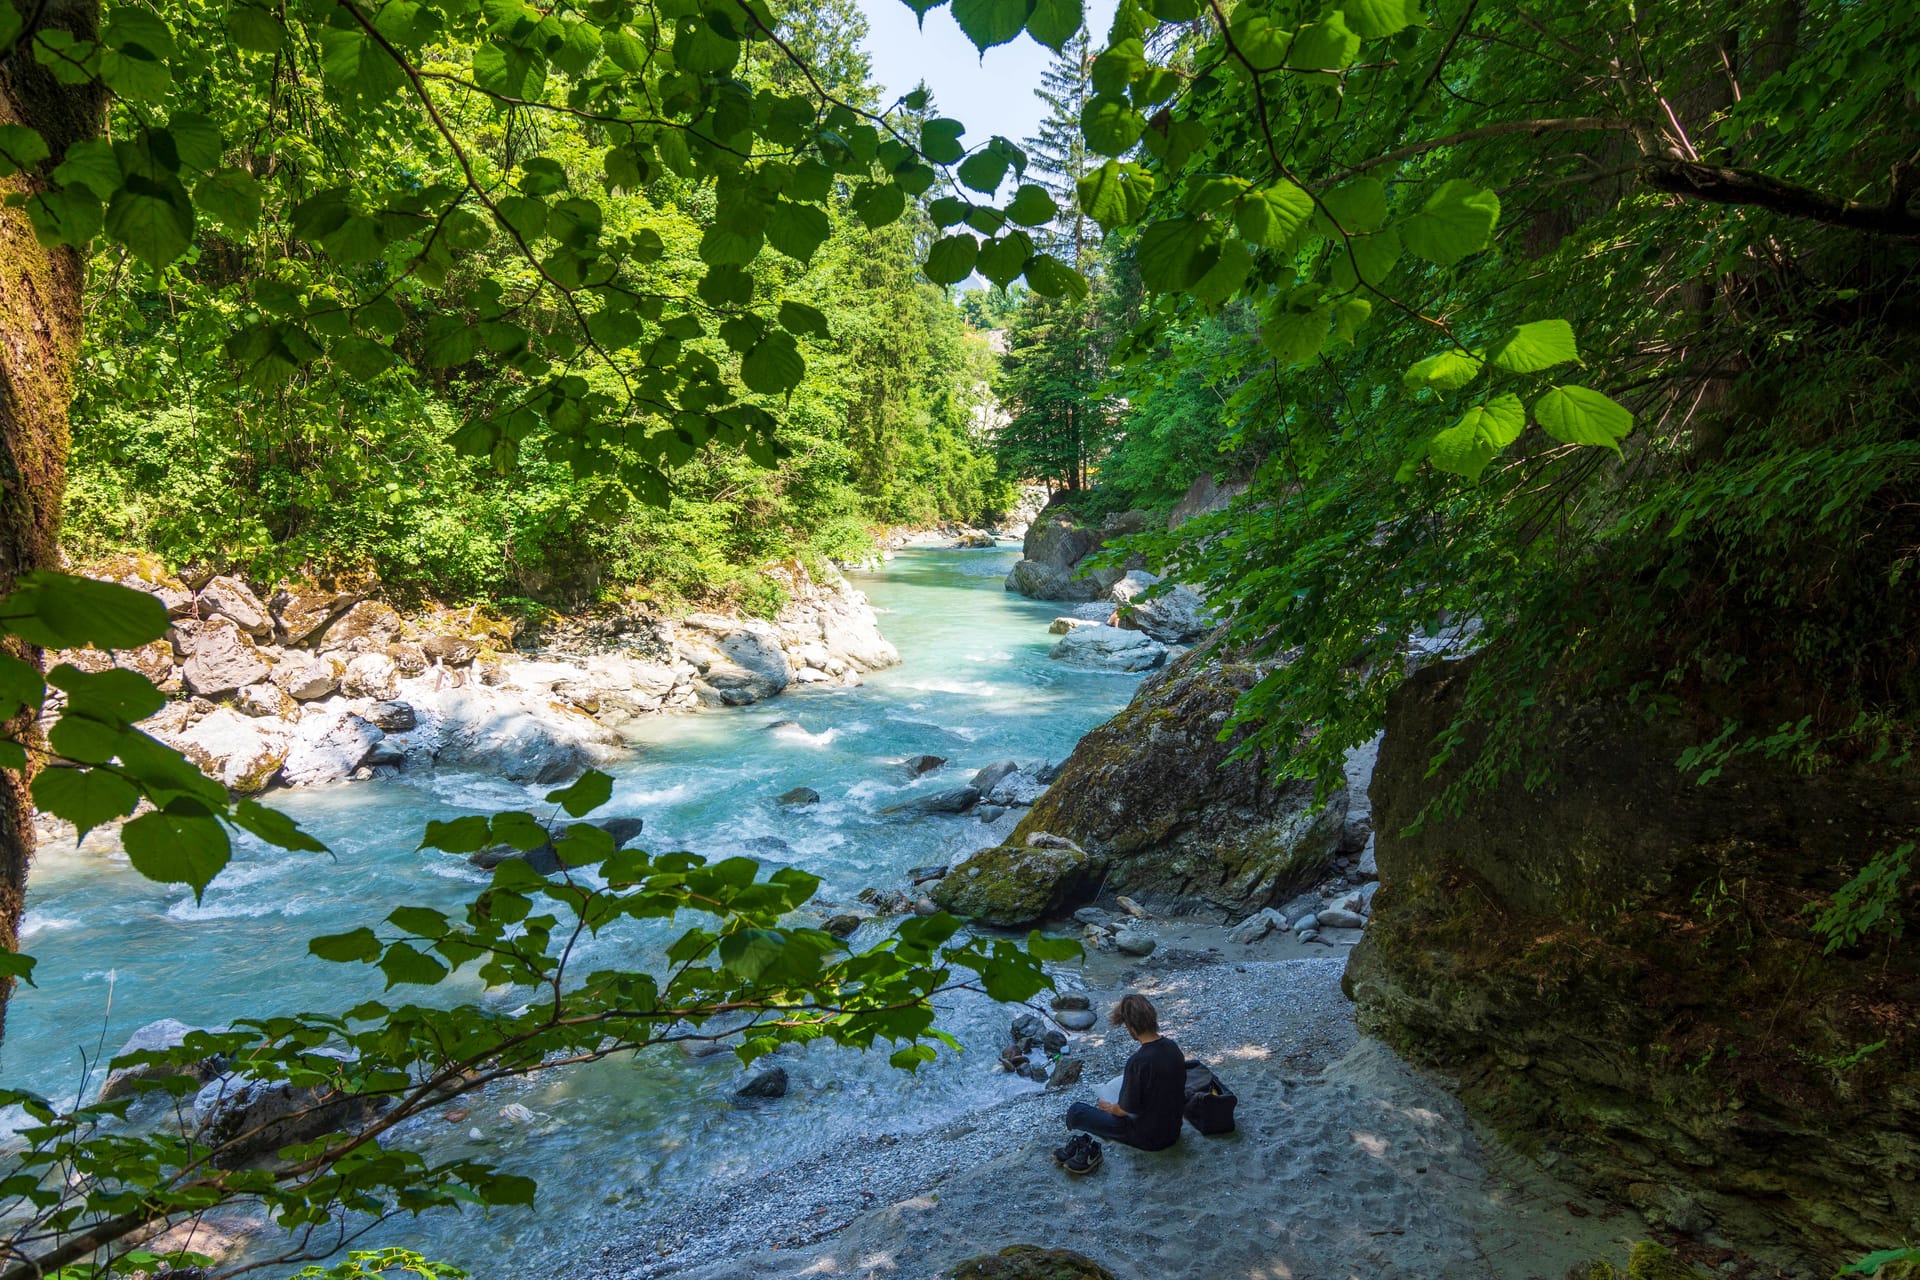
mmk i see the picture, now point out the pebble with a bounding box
[823,914,862,940]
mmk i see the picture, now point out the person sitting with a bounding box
[1054,993,1184,1172]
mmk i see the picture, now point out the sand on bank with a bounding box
[597,928,1646,1280]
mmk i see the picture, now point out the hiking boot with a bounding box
[1052,1132,1090,1167]
[1063,1138,1102,1175]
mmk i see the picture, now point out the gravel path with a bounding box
[577,932,1635,1280]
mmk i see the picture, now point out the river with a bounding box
[4,546,1145,1272]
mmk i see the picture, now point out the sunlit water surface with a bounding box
[5,548,1142,1271]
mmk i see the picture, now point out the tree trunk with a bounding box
[0,0,104,1035]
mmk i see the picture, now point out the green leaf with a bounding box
[389,905,450,938]
[196,168,264,235]
[0,655,45,717]
[1291,11,1359,70]
[30,768,138,842]
[1135,217,1218,292]
[1024,254,1088,300]
[0,125,49,177]
[1004,184,1058,228]
[1487,319,1580,373]
[741,331,805,395]
[920,118,967,165]
[1236,181,1313,248]
[1403,348,1485,391]
[957,143,1016,195]
[100,9,174,102]
[951,0,1029,50]
[231,799,327,852]
[122,808,232,898]
[924,234,980,286]
[421,815,493,853]
[1025,930,1084,961]
[1534,385,1635,449]
[105,174,194,269]
[48,665,163,723]
[1429,392,1529,480]
[331,336,397,380]
[767,200,829,262]
[310,927,383,963]
[1081,94,1146,156]
[1328,227,1400,290]
[1027,0,1084,51]
[1262,305,1329,365]
[545,768,613,817]
[228,2,286,53]
[1078,160,1153,231]
[778,300,832,339]
[0,572,167,649]
[1319,177,1388,235]
[379,942,450,987]
[424,315,477,367]
[1400,179,1501,266]
[976,231,1035,288]
[1332,298,1374,345]
[1345,0,1420,39]
[849,182,906,229]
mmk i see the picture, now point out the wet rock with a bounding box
[99,1019,231,1104]
[1040,1029,1068,1054]
[196,575,272,638]
[976,804,1008,823]
[762,719,802,733]
[971,761,1021,793]
[363,739,406,768]
[182,619,271,698]
[736,1066,788,1100]
[194,1068,385,1167]
[984,770,1048,807]
[1048,625,1168,672]
[888,786,980,816]
[902,754,947,778]
[778,786,820,806]
[1011,1013,1045,1044]
[823,914,862,941]
[909,864,948,884]
[1055,1009,1098,1031]
[421,685,622,784]
[739,835,792,856]
[947,1245,1115,1280]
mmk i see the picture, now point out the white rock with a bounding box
[171,707,291,793]
[793,667,832,683]
[1357,834,1377,879]
[195,575,272,638]
[1318,906,1367,930]
[1048,616,1100,635]
[272,655,340,701]
[1048,625,1169,672]
[1226,907,1289,944]
[181,619,271,698]
[1109,570,1161,604]
[1122,583,1214,644]
[234,682,295,719]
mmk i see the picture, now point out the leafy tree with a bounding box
[995,288,1108,492]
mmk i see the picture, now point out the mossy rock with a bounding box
[947,1244,1115,1280]
[1570,1242,1709,1280]
[929,841,1098,927]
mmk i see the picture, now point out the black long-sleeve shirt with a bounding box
[1117,1036,1186,1150]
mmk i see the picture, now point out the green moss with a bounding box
[947,1245,1115,1280]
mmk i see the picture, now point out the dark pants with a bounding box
[1065,1101,1171,1151]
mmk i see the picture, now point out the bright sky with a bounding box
[856,0,1118,149]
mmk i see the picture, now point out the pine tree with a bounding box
[1022,30,1095,270]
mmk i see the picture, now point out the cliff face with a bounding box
[1007,639,1345,914]
[1345,658,1920,1268]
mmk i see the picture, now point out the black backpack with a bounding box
[1182,1058,1237,1136]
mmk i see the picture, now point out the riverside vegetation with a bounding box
[0,0,1915,1277]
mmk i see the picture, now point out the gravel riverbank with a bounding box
[580,924,1644,1280]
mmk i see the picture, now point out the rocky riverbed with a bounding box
[44,555,900,806]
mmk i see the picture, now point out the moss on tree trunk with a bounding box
[0,0,104,1033]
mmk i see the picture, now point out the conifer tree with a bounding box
[1022,30,1095,269]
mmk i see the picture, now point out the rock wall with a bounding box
[50,554,898,796]
[1344,657,1920,1269]
[933,639,1350,926]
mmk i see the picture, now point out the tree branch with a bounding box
[1639,158,1920,237]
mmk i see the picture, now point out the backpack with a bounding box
[1182,1058,1237,1136]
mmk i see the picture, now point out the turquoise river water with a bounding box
[3,547,1144,1273]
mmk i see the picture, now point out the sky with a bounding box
[856,0,1119,150]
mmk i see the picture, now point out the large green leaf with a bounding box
[1534,385,1635,448]
[1403,348,1485,391]
[1236,181,1313,247]
[977,232,1035,287]
[924,233,981,285]
[31,768,139,843]
[1262,305,1329,365]
[1135,217,1218,292]
[1488,319,1580,373]
[1004,184,1058,227]
[1081,94,1146,156]
[1345,0,1421,38]
[1078,160,1154,230]
[105,173,194,268]
[1027,0,1084,50]
[0,572,167,649]
[741,331,805,395]
[1401,179,1501,266]
[122,807,232,898]
[1291,12,1359,70]
[951,0,1030,50]
[920,118,966,165]
[1319,178,1387,235]
[545,768,613,817]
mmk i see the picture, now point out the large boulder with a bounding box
[339,651,399,700]
[280,712,383,787]
[1048,625,1168,672]
[271,584,360,646]
[193,1067,384,1167]
[98,1019,231,1104]
[1023,512,1101,569]
[1009,641,1345,913]
[1118,583,1214,645]
[929,837,1098,927]
[272,655,340,701]
[325,601,404,651]
[195,575,272,638]
[1344,656,1920,1266]
[181,620,273,699]
[411,685,623,784]
[1167,473,1249,530]
[1004,510,1122,602]
[93,552,194,618]
[680,617,791,706]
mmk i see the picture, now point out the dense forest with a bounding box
[0,0,1914,1276]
